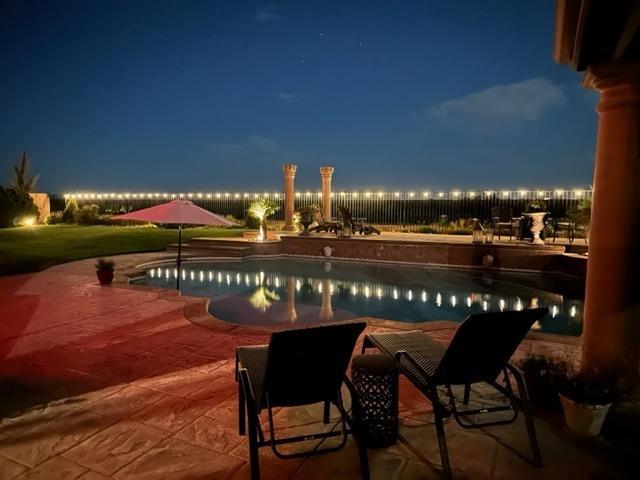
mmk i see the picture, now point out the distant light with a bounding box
[378,191,384,198]
[452,191,460,198]
[450,295,457,307]
[409,192,415,197]
[365,192,372,198]
[216,193,221,198]
[537,191,545,198]
[468,191,475,197]
[305,191,311,196]
[438,192,444,197]
[555,190,564,196]
[340,192,346,196]
[501,191,509,197]
[295,192,301,197]
[574,189,583,197]
[394,192,400,197]
[422,192,429,197]
[197,193,203,198]
[485,191,494,196]
[206,194,212,199]
[518,190,527,196]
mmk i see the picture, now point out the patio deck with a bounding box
[0,254,628,479]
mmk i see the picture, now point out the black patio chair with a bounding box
[309,211,341,234]
[550,217,576,243]
[362,308,547,479]
[338,206,381,235]
[491,206,520,240]
[236,322,370,480]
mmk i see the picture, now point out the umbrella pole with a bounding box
[176,223,183,290]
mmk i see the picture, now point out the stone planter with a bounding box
[96,269,114,285]
[559,394,612,437]
[299,213,313,236]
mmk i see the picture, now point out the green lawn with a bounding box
[0,225,245,276]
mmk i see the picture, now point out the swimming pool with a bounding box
[136,258,584,336]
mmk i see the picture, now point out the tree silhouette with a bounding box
[10,152,39,195]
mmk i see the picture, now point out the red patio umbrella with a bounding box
[112,199,238,289]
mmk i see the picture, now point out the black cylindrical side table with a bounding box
[351,354,399,448]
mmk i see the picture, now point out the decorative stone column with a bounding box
[282,164,297,231]
[319,166,335,219]
[581,63,640,379]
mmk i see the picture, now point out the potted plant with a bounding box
[556,365,617,436]
[298,204,319,236]
[95,258,115,285]
[518,354,570,410]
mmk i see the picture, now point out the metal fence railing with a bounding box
[53,189,592,225]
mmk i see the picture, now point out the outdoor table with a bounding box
[351,354,399,448]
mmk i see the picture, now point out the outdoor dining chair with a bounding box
[491,206,520,240]
[362,308,547,479]
[236,322,370,480]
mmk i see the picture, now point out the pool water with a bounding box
[136,258,584,336]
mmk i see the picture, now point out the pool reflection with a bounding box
[142,261,583,336]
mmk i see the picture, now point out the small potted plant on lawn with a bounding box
[556,365,617,437]
[95,258,115,285]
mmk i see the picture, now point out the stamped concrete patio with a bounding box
[0,254,630,479]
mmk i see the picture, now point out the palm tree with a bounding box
[10,152,39,196]
[247,199,280,241]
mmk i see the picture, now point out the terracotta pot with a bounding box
[559,394,612,437]
[96,269,114,285]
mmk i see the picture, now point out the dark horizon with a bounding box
[1,1,598,193]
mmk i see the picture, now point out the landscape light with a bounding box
[519,190,527,196]
[394,192,400,197]
[21,216,37,227]
[423,192,429,197]
[574,189,583,197]
[438,192,444,197]
[537,191,545,197]
[365,192,372,198]
[502,191,509,197]
[378,191,384,197]
[216,193,221,198]
[206,194,212,199]
[452,191,460,198]
[555,189,564,196]
[409,192,415,197]
[469,191,475,197]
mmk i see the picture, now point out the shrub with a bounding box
[556,364,619,405]
[0,186,39,228]
[416,225,436,234]
[75,204,104,225]
[95,258,115,271]
[45,211,64,225]
[518,354,571,409]
[61,198,79,223]
[244,215,261,229]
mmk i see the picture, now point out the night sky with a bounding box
[0,0,599,194]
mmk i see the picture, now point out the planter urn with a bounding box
[96,269,114,285]
[299,213,313,236]
[559,394,612,437]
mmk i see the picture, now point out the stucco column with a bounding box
[282,164,297,231]
[581,63,640,379]
[319,166,334,219]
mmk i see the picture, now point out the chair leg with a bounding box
[463,384,471,405]
[434,405,452,480]
[323,400,331,424]
[507,366,542,467]
[247,405,261,480]
[239,383,246,435]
